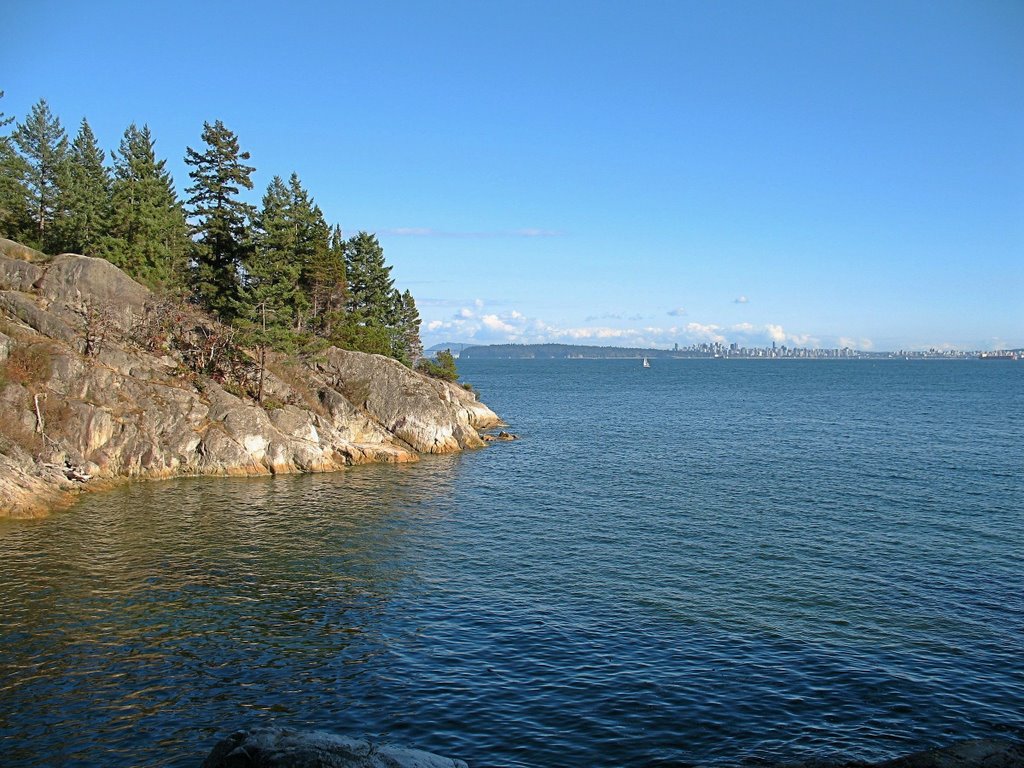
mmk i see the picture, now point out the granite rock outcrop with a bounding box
[0,239,503,517]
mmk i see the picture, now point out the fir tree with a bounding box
[244,175,304,328]
[0,91,29,241]
[53,118,110,256]
[12,98,68,250]
[308,224,348,339]
[184,120,255,319]
[335,231,397,356]
[237,175,331,401]
[395,289,423,365]
[286,173,329,332]
[345,231,395,324]
[103,124,189,289]
[417,348,459,381]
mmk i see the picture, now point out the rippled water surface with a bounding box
[2,360,1022,766]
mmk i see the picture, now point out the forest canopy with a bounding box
[0,94,426,370]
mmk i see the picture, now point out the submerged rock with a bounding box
[201,727,468,768]
[481,431,518,442]
[873,738,1024,768]
[765,739,1024,768]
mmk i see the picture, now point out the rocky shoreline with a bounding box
[200,727,1024,768]
[0,238,504,518]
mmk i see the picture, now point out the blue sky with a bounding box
[3,0,1021,351]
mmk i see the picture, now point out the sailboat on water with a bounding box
[642,356,651,368]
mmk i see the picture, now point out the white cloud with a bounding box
[515,228,562,237]
[482,314,518,333]
[381,226,562,238]
[839,337,874,350]
[667,307,687,317]
[685,322,727,344]
[384,227,438,236]
[457,307,475,319]
[766,324,787,343]
[734,295,749,304]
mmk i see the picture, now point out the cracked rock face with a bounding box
[0,238,502,517]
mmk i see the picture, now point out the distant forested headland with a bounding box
[0,94,426,368]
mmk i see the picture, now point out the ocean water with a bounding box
[1,359,1022,767]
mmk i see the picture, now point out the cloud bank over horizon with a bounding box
[421,301,880,351]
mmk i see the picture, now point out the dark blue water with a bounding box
[1,360,1022,766]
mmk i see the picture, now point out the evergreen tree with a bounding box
[0,91,30,241]
[395,289,423,365]
[334,231,397,356]
[237,174,334,401]
[244,175,304,328]
[53,118,110,256]
[286,173,329,332]
[12,98,68,250]
[103,124,189,289]
[184,120,255,319]
[417,348,459,381]
[309,224,348,339]
[345,231,395,324]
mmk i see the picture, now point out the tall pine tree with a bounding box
[12,98,68,251]
[234,177,297,402]
[53,118,110,256]
[0,91,29,241]
[103,124,189,289]
[287,173,329,332]
[395,289,423,365]
[184,120,255,319]
[308,223,348,339]
[335,231,396,355]
[345,231,395,324]
[243,175,305,329]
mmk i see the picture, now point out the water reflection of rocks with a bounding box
[0,456,466,765]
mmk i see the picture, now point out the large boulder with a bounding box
[0,237,47,263]
[201,727,469,768]
[36,253,150,329]
[874,738,1024,768]
[317,347,502,454]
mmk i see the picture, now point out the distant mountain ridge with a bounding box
[424,342,476,357]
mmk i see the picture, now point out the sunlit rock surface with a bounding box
[0,238,502,517]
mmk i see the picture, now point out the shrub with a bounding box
[416,349,459,382]
[1,342,54,387]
